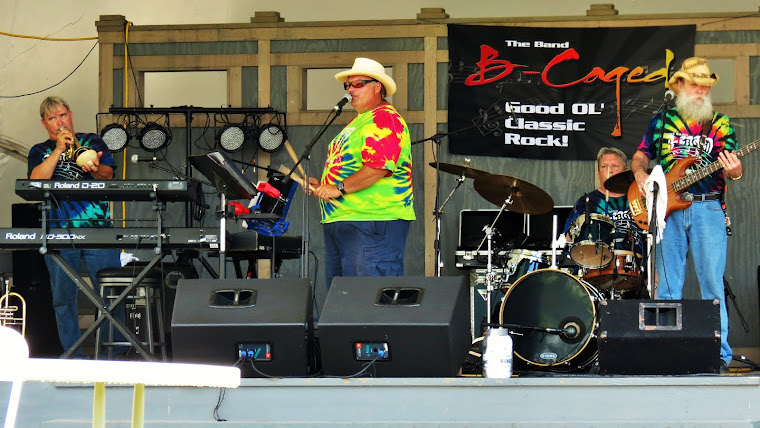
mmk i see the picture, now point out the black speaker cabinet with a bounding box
[11,203,63,357]
[598,299,720,375]
[318,276,471,377]
[171,278,312,378]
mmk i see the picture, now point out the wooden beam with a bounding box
[257,39,272,279]
[423,36,437,276]
[228,66,243,107]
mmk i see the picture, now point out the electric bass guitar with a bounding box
[628,139,759,231]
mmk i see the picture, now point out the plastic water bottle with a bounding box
[482,327,513,378]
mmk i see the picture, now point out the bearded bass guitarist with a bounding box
[630,57,743,373]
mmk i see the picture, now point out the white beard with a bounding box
[676,91,714,122]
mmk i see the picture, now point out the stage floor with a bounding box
[3,370,760,427]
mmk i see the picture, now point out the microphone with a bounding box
[333,94,352,111]
[562,324,579,339]
[664,90,675,103]
[256,181,284,200]
[131,154,159,163]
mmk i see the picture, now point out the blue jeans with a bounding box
[44,248,123,358]
[323,220,411,290]
[654,200,731,365]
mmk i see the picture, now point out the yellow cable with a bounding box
[0,31,97,41]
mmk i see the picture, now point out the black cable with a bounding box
[212,387,228,422]
[126,45,145,108]
[247,359,322,379]
[309,250,320,320]
[193,113,214,151]
[732,355,760,370]
[0,41,99,98]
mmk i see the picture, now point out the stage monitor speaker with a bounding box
[171,278,312,378]
[11,203,63,357]
[598,299,720,375]
[318,276,471,377]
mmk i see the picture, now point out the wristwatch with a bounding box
[336,180,346,195]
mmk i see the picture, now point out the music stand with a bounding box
[189,151,258,278]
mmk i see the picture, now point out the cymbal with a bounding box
[428,162,489,179]
[603,169,651,194]
[473,174,554,215]
[603,171,635,194]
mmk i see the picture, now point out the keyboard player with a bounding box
[27,96,126,359]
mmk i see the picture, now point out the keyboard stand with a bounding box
[57,252,160,360]
[38,188,170,361]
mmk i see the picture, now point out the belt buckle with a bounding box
[681,192,694,202]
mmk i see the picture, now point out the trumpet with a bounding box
[0,279,26,337]
[60,126,97,168]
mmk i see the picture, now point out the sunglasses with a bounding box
[343,79,377,90]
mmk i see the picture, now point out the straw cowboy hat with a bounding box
[668,56,720,93]
[335,58,397,97]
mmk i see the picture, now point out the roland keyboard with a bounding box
[0,227,219,250]
[15,179,199,202]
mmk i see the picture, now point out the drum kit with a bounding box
[432,161,646,373]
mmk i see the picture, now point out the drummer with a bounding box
[562,147,645,267]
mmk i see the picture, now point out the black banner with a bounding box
[448,24,695,160]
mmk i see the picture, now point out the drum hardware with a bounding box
[567,213,615,268]
[429,160,490,276]
[581,250,643,291]
[498,269,602,372]
[483,225,498,327]
[503,249,549,285]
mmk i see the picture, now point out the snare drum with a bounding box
[504,249,549,284]
[499,269,601,370]
[568,214,615,268]
[581,250,642,291]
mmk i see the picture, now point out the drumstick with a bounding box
[277,164,341,207]
[605,169,610,203]
[283,141,307,179]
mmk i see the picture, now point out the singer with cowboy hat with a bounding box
[630,57,743,373]
[309,57,415,290]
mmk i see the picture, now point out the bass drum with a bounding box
[499,269,601,371]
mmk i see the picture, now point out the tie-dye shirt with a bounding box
[27,133,116,228]
[320,104,415,223]
[637,108,738,195]
[563,190,644,255]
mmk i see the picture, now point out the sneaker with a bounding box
[720,360,730,374]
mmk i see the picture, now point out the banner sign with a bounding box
[447,24,695,160]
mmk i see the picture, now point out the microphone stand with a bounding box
[648,96,672,298]
[724,276,749,333]
[289,105,348,280]
[411,106,520,276]
[411,125,481,277]
[412,133,444,276]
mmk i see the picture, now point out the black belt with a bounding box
[686,193,721,202]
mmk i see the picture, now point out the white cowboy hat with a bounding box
[334,58,396,97]
[668,57,719,93]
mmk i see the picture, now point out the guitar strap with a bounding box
[701,117,732,235]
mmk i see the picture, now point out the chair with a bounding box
[95,264,166,361]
